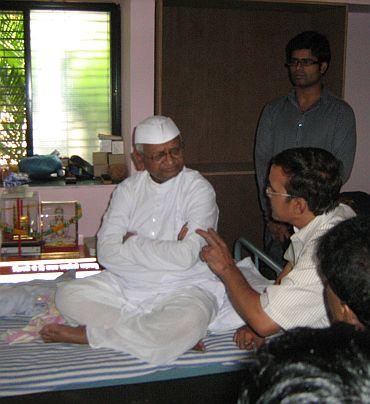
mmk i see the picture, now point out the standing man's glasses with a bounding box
[285,58,320,67]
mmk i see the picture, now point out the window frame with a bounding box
[0,0,121,158]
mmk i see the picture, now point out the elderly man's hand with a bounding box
[196,228,235,277]
[122,231,136,243]
[177,223,188,241]
[233,325,265,350]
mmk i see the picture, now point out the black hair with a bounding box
[239,323,370,403]
[270,147,342,215]
[286,31,331,66]
[317,215,370,328]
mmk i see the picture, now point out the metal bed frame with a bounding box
[234,237,283,275]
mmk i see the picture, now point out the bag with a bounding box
[19,154,63,180]
[68,155,94,180]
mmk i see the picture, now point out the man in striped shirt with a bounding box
[198,147,355,349]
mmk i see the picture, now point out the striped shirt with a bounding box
[260,203,356,330]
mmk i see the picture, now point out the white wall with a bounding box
[343,9,370,193]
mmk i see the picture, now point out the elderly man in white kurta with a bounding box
[40,116,243,365]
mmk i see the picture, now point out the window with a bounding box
[0,2,120,165]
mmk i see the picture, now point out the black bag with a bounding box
[68,155,94,180]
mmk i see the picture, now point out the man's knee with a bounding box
[55,281,82,318]
[153,290,217,337]
[176,291,218,331]
[182,302,213,329]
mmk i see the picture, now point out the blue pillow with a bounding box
[19,154,63,179]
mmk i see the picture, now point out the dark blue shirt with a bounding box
[255,87,357,217]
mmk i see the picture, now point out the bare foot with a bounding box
[40,324,88,344]
[192,339,206,352]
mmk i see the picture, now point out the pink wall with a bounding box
[343,9,370,193]
[129,0,155,130]
[0,185,116,241]
[34,185,116,240]
[122,0,155,173]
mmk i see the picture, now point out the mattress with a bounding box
[0,315,252,398]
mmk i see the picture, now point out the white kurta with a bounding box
[56,168,243,365]
[97,167,224,299]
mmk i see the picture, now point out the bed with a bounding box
[0,242,276,403]
[0,314,256,403]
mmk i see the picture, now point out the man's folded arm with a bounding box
[98,179,218,270]
[121,233,205,269]
[118,184,218,270]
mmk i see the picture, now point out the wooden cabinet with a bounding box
[155,0,347,249]
[203,167,262,251]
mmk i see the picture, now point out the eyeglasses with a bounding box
[143,144,183,162]
[265,186,293,199]
[285,58,320,67]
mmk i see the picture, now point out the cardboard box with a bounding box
[98,133,122,141]
[93,164,109,177]
[93,152,108,165]
[99,139,112,152]
[108,153,125,165]
[112,141,124,154]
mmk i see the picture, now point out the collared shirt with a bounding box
[260,203,356,330]
[97,167,225,305]
[255,87,357,217]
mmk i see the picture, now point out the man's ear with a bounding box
[342,304,365,331]
[131,149,145,171]
[292,197,307,215]
[320,62,328,75]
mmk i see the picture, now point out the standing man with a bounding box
[40,116,243,365]
[198,148,356,349]
[255,31,356,266]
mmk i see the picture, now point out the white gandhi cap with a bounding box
[135,116,180,145]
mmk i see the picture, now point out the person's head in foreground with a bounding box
[132,115,184,183]
[267,147,342,228]
[317,215,370,330]
[238,323,370,403]
[285,31,330,89]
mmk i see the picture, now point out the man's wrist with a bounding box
[218,262,239,280]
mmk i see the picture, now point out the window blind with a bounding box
[31,10,111,163]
